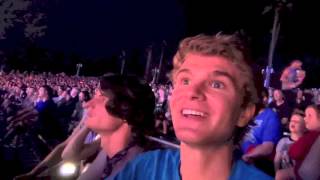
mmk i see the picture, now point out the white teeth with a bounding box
[182,109,205,117]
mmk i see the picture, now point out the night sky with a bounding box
[1,0,320,86]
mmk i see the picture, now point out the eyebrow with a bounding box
[211,70,238,89]
[175,68,240,89]
[175,68,191,77]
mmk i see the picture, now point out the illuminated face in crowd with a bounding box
[38,87,47,99]
[85,89,123,135]
[304,107,320,131]
[289,114,306,134]
[170,53,253,147]
[273,89,284,102]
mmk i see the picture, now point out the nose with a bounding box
[187,81,206,101]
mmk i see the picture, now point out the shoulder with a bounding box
[230,160,273,180]
[263,108,277,115]
[109,149,180,180]
[276,137,292,151]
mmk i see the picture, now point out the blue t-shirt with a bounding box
[108,149,273,180]
[241,108,281,153]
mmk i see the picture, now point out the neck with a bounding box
[291,132,304,141]
[180,142,233,180]
[100,124,132,158]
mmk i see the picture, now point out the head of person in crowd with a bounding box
[273,89,284,103]
[56,85,66,97]
[26,87,35,98]
[261,88,270,107]
[296,69,306,82]
[64,90,72,102]
[38,85,54,101]
[296,89,304,100]
[169,33,259,147]
[79,90,91,103]
[85,73,156,146]
[289,109,307,137]
[70,87,79,98]
[304,104,320,131]
[290,59,302,69]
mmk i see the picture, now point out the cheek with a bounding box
[169,91,182,110]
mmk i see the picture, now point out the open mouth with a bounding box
[181,109,207,118]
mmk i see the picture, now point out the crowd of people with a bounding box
[0,33,319,180]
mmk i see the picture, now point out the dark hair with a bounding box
[41,85,54,99]
[292,108,305,117]
[99,74,156,145]
[80,90,91,102]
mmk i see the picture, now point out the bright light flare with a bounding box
[59,162,77,177]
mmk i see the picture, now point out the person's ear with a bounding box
[237,103,256,127]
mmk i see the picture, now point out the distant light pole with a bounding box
[263,0,293,88]
[156,40,166,84]
[120,50,126,75]
[76,63,83,76]
[144,45,153,81]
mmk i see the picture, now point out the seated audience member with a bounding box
[298,130,320,180]
[274,109,306,172]
[276,104,320,180]
[34,85,65,147]
[109,34,272,180]
[61,74,157,179]
[241,106,281,176]
[269,89,292,132]
[294,89,309,111]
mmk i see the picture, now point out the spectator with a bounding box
[269,89,292,130]
[110,34,272,180]
[241,107,281,176]
[274,109,306,172]
[276,104,320,180]
[61,74,157,179]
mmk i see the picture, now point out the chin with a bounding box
[175,130,203,144]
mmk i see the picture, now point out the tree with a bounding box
[0,0,46,40]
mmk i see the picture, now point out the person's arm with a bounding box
[280,68,290,82]
[274,152,281,172]
[275,167,295,180]
[242,142,274,162]
[298,136,320,180]
[61,126,100,161]
[274,139,285,171]
[14,140,68,180]
[14,117,88,179]
[15,116,89,180]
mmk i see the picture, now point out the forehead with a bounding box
[274,90,282,94]
[291,114,302,121]
[306,107,317,114]
[176,53,244,85]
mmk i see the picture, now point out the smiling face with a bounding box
[170,53,253,147]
